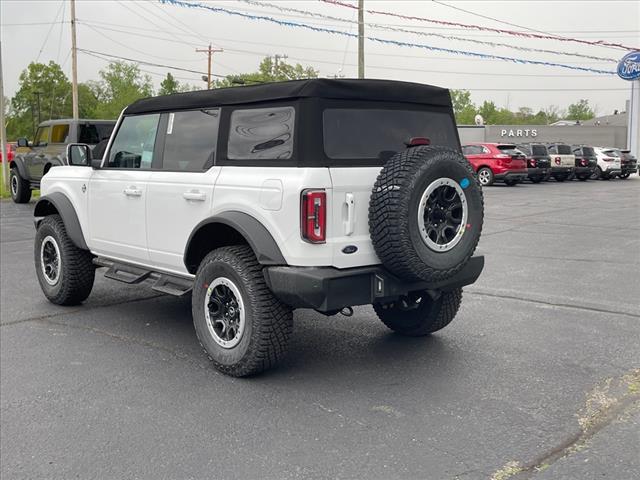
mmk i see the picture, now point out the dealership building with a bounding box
[458,112,629,148]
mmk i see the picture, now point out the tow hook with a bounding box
[340,307,354,317]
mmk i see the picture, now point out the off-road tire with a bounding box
[10,167,31,204]
[192,246,293,377]
[34,215,95,305]
[369,146,484,282]
[374,288,463,336]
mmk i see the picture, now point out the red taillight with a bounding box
[580,159,588,166]
[555,157,561,165]
[301,189,326,243]
[530,158,537,167]
[405,137,430,147]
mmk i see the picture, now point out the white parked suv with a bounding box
[593,147,622,179]
[33,79,485,376]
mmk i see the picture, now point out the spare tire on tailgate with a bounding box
[369,145,483,282]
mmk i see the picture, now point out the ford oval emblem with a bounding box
[342,245,358,254]
[617,51,640,81]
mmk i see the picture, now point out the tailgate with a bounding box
[329,167,382,268]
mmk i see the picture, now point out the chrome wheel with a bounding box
[10,173,18,196]
[417,178,468,252]
[40,235,61,286]
[477,168,491,186]
[204,277,245,349]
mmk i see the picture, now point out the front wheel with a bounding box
[34,215,95,305]
[192,246,293,377]
[10,168,31,203]
[619,173,630,179]
[374,288,462,336]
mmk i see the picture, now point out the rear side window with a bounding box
[323,109,458,160]
[79,124,115,144]
[162,109,220,171]
[462,145,483,155]
[531,145,547,156]
[497,144,518,154]
[107,114,160,169]
[51,124,70,143]
[227,106,294,160]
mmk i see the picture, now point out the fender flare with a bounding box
[185,211,287,269]
[34,192,88,250]
[9,157,29,180]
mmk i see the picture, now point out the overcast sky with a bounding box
[2,0,639,116]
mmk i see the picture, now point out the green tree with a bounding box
[8,61,72,139]
[92,61,153,119]
[158,72,181,96]
[450,89,476,124]
[214,56,318,88]
[566,99,594,121]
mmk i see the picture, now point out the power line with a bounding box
[320,0,638,51]
[35,0,65,62]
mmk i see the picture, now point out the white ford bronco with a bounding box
[33,79,485,376]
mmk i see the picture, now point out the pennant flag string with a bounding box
[238,0,617,63]
[159,0,616,75]
[320,0,638,51]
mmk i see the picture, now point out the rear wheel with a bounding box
[554,174,567,182]
[590,167,601,180]
[10,167,31,203]
[530,176,543,184]
[504,179,518,186]
[477,167,494,186]
[192,246,293,377]
[34,215,95,305]
[374,288,462,336]
[619,173,630,179]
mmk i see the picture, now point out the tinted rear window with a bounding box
[79,123,115,144]
[531,145,547,156]
[582,147,595,156]
[323,108,458,160]
[556,145,572,155]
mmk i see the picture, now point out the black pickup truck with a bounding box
[9,118,115,203]
[571,145,598,181]
[515,143,551,183]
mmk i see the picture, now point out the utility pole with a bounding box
[70,0,79,119]
[358,0,364,79]
[273,54,288,78]
[196,44,223,89]
[34,91,42,126]
[0,41,9,189]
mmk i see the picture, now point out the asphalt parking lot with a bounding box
[1,177,639,480]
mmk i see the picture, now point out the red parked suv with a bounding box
[462,143,528,186]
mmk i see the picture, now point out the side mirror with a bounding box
[17,137,29,148]
[66,143,92,166]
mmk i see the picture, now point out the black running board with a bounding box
[93,258,193,297]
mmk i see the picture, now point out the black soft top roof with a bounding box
[124,78,451,115]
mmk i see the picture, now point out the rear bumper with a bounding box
[494,171,527,182]
[526,167,549,178]
[574,166,593,175]
[264,256,485,313]
[621,164,638,174]
[551,166,573,175]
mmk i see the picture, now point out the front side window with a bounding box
[323,108,458,161]
[162,109,220,171]
[51,124,70,143]
[80,123,115,144]
[34,126,50,146]
[227,106,294,160]
[107,114,160,169]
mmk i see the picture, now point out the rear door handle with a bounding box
[183,191,206,202]
[123,187,142,197]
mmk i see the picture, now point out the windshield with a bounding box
[323,108,458,161]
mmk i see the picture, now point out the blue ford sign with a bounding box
[617,51,640,81]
